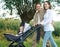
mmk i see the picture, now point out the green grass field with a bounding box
[0,36,60,47]
[0,29,60,47]
[0,19,60,47]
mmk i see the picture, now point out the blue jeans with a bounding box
[42,31,58,47]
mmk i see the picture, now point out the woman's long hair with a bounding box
[44,1,51,10]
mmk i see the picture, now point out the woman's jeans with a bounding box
[42,31,58,47]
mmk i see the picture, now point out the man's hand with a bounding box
[33,23,38,26]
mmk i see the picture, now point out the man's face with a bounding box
[36,4,41,11]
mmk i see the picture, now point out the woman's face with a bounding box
[44,2,50,10]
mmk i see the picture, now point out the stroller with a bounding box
[4,25,42,47]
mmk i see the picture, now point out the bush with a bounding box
[0,19,60,36]
[0,19,20,30]
[53,22,60,36]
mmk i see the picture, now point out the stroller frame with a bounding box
[4,25,42,47]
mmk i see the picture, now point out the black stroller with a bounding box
[4,25,42,47]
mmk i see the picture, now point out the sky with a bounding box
[0,0,20,19]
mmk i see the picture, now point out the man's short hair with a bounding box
[35,2,41,6]
[35,2,41,9]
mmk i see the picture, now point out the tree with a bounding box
[4,0,41,23]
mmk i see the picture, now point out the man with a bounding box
[32,3,44,47]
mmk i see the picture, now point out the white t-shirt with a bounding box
[38,13,41,24]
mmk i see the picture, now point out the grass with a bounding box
[0,37,60,47]
[0,29,60,47]
[0,19,60,47]
[0,19,20,30]
[0,29,17,47]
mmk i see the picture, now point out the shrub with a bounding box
[0,19,60,36]
[0,19,20,30]
[53,22,60,36]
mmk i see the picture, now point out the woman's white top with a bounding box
[41,9,56,31]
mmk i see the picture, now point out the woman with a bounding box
[40,1,58,47]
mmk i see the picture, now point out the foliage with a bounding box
[4,0,36,23]
[0,19,60,36]
[53,22,60,36]
[0,19,20,30]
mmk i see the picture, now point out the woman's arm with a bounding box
[40,10,54,25]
